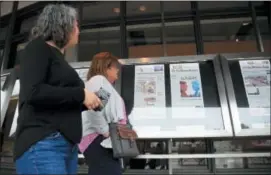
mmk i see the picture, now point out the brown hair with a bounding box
[86,52,120,81]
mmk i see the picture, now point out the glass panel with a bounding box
[127,23,163,58]
[18,1,36,10]
[171,140,207,173]
[201,17,257,54]
[121,61,230,139]
[79,26,121,62]
[165,20,196,56]
[20,15,38,33]
[167,62,225,134]
[127,1,160,17]
[82,2,120,21]
[198,1,248,10]
[229,59,270,130]
[0,26,8,41]
[164,1,191,14]
[214,139,271,169]
[0,1,13,16]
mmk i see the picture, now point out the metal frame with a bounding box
[249,2,264,52]
[219,52,271,137]
[70,54,234,139]
[160,1,167,56]
[191,1,204,54]
[120,1,128,58]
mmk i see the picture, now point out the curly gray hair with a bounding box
[30,4,78,49]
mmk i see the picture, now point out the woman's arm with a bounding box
[20,40,84,107]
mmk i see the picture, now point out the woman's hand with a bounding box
[83,89,102,109]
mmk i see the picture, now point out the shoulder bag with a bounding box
[95,87,140,158]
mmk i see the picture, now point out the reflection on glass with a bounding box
[214,139,271,169]
[127,1,160,17]
[82,2,120,21]
[79,26,121,61]
[164,1,191,14]
[198,1,248,10]
[20,15,38,33]
[127,23,163,58]
[165,21,196,56]
[201,17,257,54]
[0,26,8,40]
[172,140,207,173]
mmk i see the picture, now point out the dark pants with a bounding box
[15,132,78,175]
[83,135,122,175]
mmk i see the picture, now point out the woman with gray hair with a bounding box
[14,4,101,174]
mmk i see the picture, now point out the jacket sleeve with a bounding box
[20,41,84,107]
[84,75,109,134]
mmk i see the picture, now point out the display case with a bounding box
[1,54,271,175]
[119,55,233,138]
[220,52,271,137]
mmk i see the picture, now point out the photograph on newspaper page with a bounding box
[133,64,166,120]
[170,63,205,120]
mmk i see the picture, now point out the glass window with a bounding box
[82,1,120,22]
[171,140,207,173]
[201,17,257,54]
[0,1,13,16]
[257,17,271,52]
[0,26,8,41]
[18,1,37,10]
[165,20,196,56]
[78,26,121,62]
[127,1,160,17]
[164,1,191,14]
[127,23,163,58]
[198,1,248,11]
[20,15,38,34]
[214,139,271,169]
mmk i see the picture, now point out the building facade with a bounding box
[0,1,270,69]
